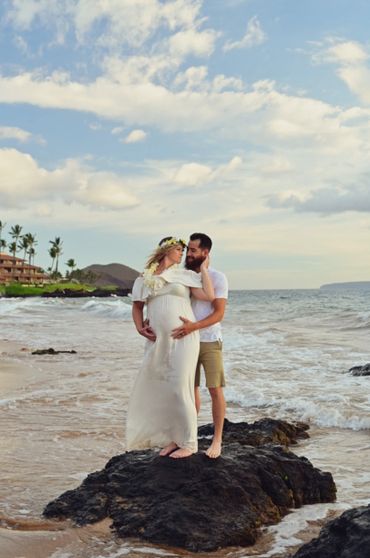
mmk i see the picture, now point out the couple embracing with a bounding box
[126,233,228,459]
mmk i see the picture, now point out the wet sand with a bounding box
[0,337,368,558]
[0,341,110,558]
[0,518,113,558]
[0,340,35,393]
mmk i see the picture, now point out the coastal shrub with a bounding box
[4,283,44,296]
[3,282,95,296]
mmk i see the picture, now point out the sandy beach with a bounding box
[0,340,115,558]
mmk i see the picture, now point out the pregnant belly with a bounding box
[147,295,195,334]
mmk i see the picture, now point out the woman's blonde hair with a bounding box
[145,237,186,269]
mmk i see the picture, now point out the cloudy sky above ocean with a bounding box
[0,0,369,288]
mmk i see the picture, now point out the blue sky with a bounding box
[0,0,369,288]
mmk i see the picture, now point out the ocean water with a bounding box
[0,289,369,558]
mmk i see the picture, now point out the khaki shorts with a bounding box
[195,340,225,388]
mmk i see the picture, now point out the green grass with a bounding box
[43,282,95,292]
[1,282,96,297]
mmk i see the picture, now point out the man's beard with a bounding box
[185,255,205,271]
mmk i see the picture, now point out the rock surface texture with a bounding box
[31,348,77,355]
[43,419,336,552]
[349,363,370,376]
[292,504,370,558]
[41,287,130,298]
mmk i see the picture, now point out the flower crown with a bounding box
[159,237,187,248]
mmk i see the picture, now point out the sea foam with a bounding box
[81,299,132,320]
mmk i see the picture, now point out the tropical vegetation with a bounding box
[0,220,98,287]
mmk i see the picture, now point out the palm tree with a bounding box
[19,236,30,261]
[10,224,23,249]
[66,258,77,278]
[8,241,17,258]
[0,220,6,251]
[49,237,63,274]
[48,246,57,274]
[24,233,37,264]
[8,241,18,281]
[0,238,6,252]
[28,247,36,266]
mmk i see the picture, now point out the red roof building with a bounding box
[0,253,49,284]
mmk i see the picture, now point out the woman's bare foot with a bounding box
[169,447,193,459]
[206,439,222,458]
[159,442,178,456]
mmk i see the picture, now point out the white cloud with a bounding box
[5,0,206,52]
[173,66,244,92]
[168,28,218,58]
[0,148,139,210]
[2,146,370,289]
[123,130,147,144]
[325,41,368,65]
[75,173,139,209]
[0,70,324,137]
[111,126,124,135]
[268,184,370,214]
[6,0,50,29]
[173,66,209,91]
[223,16,266,52]
[172,156,243,187]
[313,39,370,106]
[6,0,72,46]
[13,34,31,56]
[0,126,32,142]
[173,162,213,186]
[103,54,180,86]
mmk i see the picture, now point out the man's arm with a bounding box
[171,298,226,338]
[132,301,156,341]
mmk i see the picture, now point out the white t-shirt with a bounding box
[191,267,228,342]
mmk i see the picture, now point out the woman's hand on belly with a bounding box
[171,317,197,339]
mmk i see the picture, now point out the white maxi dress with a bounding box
[126,267,202,453]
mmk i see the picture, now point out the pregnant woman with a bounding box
[126,236,214,458]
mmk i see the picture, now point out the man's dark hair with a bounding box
[189,233,212,251]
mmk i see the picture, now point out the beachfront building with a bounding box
[0,253,49,285]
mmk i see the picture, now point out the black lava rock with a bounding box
[292,504,370,558]
[44,419,336,552]
[31,348,77,355]
[41,288,130,298]
[349,363,370,376]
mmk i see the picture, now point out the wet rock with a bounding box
[199,417,310,448]
[31,348,77,355]
[41,288,130,298]
[44,419,336,552]
[349,363,370,376]
[292,504,370,558]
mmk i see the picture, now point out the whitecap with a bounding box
[81,299,132,320]
[0,297,64,316]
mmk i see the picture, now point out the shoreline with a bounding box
[0,287,131,299]
[0,519,113,558]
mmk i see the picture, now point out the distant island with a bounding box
[82,263,140,289]
[320,281,370,290]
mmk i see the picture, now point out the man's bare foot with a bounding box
[169,447,193,459]
[159,442,178,456]
[206,439,222,458]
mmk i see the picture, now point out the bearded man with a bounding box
[172,232,228,458]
